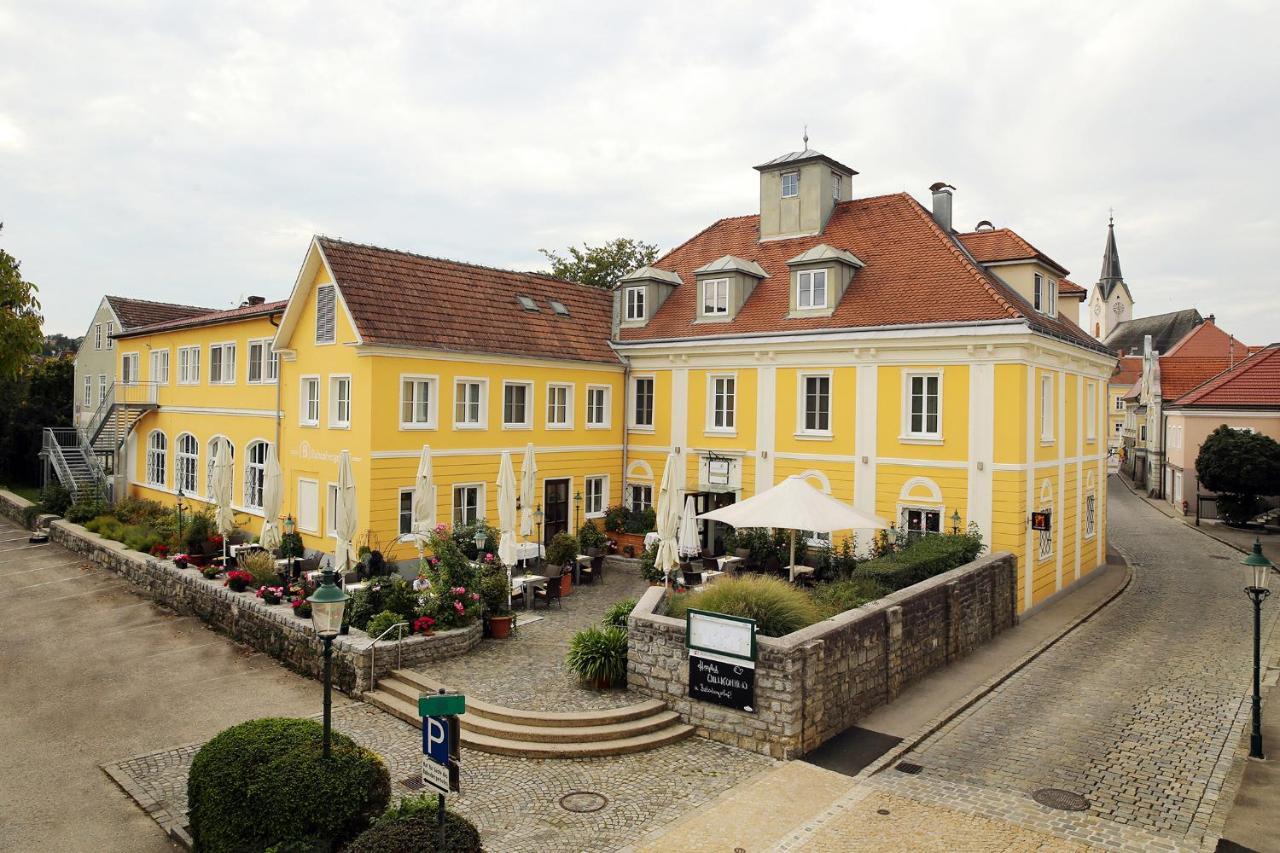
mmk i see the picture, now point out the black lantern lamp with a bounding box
[950,510,962,535]
[1243,539,1273,760]
[308,568,349,759]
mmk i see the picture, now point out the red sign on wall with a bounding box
[1031,511,1052,532]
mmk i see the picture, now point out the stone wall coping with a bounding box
[0,488,34,509]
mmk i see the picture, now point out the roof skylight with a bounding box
[516,295,539,312]
[549,300,569,316]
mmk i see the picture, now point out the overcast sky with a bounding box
[2,0,1277,343]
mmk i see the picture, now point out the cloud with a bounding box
[1,0,1277,345]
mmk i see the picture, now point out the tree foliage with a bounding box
[539,237,659,289]
[0,353,73,486]
[0,225,44,380]
[1196,425,1280,525]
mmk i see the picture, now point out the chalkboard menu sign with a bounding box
[689,652,755,713]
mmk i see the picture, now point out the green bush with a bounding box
[38,482,72,516]
[810,576,889,617]
[566,625,628,687]
[184,509,214,554]
[85,514,125,541]
[450,518,501,560]
[625,506,656,534]
[722,527,789,567]
[576,519,607,552]
[122,524,162,554]
[603,598,637,628]
[347,583,386,631]
[365,610,407,640]
[65,495,109,524]
[854,529,984,592]
[381,576,421,622]
[638,543,663,583]
[546,531,578,567]
[668,575,823,637]
[603,504,629,533]
[476,563,512,616]
[278,531,305,559]
[112,496,168,525]
[187,717,389,853]
[347,806,481,853]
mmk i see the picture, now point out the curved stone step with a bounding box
[461,709,684,744]
[460,725,694,758]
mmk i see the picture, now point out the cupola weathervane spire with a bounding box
[803,125,809,150]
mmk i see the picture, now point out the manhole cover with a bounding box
[400,775,425,791]
[876,808,891,816]
[559,791,608,813]
[895,762,924,775]
[1032,788,1090,811]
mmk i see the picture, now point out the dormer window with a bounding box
[797,269,828,310]
[781,171,799,198]
[831,173,841,201]
[702,279,729,316]
[624,286,646,321]
[1033,274,1058,318]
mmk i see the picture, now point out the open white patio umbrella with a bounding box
[654,451,682,586]
[699,475,889,582]
[258,445,283,552]
[210,438,235,564]
[519,442,537,541]
[678,495,700,560]
[497,451,518,608]
[409,444,436,554]
[334,450,358,575]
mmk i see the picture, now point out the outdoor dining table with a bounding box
[510,574,548,609]
[717,555,743,572]
[574,554,593,584]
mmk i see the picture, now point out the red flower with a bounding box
[414,616,436,634]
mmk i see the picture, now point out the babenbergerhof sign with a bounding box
[686,608,757,713]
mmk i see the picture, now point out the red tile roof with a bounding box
[1058,278,1087,296]
[957,228,1069,275]
[115,300,287,338]
[1163,319,1250,359]
[1158,356,1234,400]
[317,238,619,364]
[106,296,213,330]
[1171,344,1280,408]
[617,194,1105,353]
[1112,355,1142,386]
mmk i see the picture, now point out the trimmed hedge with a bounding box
[187,717,390,853]
[346,797,482,852]
[853,531,984,591]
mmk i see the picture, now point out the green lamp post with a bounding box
[308,568,349,759]
[533,504,545,548]
[950,510,962,535]
[1243,538,1273,760]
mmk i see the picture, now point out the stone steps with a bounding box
[364,668,692,758]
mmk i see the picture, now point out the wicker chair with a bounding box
[534,565,563,609]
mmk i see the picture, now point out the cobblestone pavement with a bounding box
[106,703,774,853]
[884,479,1279,847]
[418,566,651,711]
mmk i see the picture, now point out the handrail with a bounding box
[43,429,76,497]
[43,427,107,500]
[86,382,116,445]
[368,620,409,692]
[86,381,159,448]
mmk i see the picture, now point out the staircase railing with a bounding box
[87,381,158,448]
[86,382,116,446]
[42,428,100,501]
[77,429,108,494]
[368,621,409,692]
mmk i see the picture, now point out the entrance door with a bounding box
[694,491,736,555]
[543,478,569,545]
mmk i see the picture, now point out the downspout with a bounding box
[620,361,631,512]
[269,311,284,451]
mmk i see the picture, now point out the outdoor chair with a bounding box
[580,554,604,585]
[681,568,703,587]
[734,547,754,570]
[762,554,783,576]
[701,556,719,573]
[510,583,526,610]
[534,566,563,609]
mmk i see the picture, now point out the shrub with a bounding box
[347,584,386,631]
[277,531,305,560]
[347,801,481,853]
[37,482,72,516]
[603,504,630,533]
[184,509,214,553]
[1196,425,1280,525]
[853,528,985,592]
[577,519,607,552]
[668,575,823,637]
[238,549,281,587]
[85,514,125,541]
[112,496,168,525]
[566,625,628,687]
[365,549,388,577]
[638,543,664,584]
[65,494,109,524]
[122,524,163,554]
[365,610,406,639]
[546,532,578,567]
[450,518,500,560]
[602,598,637,628]
[625,506,656,534]
[381,576,422,623]
[476,563,512,617]
[722,527,789,567]
[810,576,889,617]
[187,717,389,853]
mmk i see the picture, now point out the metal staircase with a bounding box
[41,428,107,501]
[86,382,158,453]
[40,382,157,503]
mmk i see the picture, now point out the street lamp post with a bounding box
[308,568,349,759]
[950,510,962,536]
[1243,538,1273,760]
[284,514,297,581]
[573,491,583,530]
[175,490,186,543]
[533,504,545,548]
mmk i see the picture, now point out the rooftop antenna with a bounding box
[803,125,809,150]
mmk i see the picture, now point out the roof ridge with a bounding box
[1171,348,1277,405]
[106,295,214,312]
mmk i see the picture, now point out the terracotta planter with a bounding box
[489,615,513,639]
[560,572,573,597]
[606,531,647,556]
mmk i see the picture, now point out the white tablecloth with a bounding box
[643,531,662,549]
[515,542,544,561]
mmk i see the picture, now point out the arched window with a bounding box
[1037,479,1054,561]
[175,433,199,495]
[206,436,234,497]
[244,441,269,510]
[146,431,167,487]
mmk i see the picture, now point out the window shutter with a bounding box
[316,285,336,343]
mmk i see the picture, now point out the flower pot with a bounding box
[560,572,573,597]
[174,559,188,569]
[228,580,248,593]
[340,623,350,635]
[592,675,615,690]
[489,615,513,639]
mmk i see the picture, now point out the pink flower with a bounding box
[435,524,448,534]
[470,592,480,601]
[453,600,464,613]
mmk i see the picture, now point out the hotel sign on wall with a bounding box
[686,609,757,713]
[290,441,362,464]
[1031,510,1052,532]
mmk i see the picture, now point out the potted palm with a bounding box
[479,567,515,639]
[566,626,628,689]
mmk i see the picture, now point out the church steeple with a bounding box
[1088,214,1134,340]
[1098,213,1124,298]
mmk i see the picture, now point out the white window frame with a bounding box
[701,278,729,317]
[1034,273,1044,312]
[399,374,438,430]
[1040,374,1055,443]
[630,375,655,430]
[1049,279,1058,317]
[329,375,352,428]
[624,286,646,322]
[902,371,943,441]
[299,376,320,427]
[94,323,103,350]
[586,385,611,429]
[82,376,92,407]
[326,482,340,538]
[797,372,832,436]
[244,440,269,511]
[627,483,653,513]
[209,342,236,385]
[797,269,828,310]
[1086,381,1097,442]
[175,432,199,495]
[247,339,278,384]
[1084,490,1097,540]
[501,380,533,430]
[831,172,841,200]
[453,378,487,430]
[150,349,170,385]
[98,374,108,403]
[177,346,200,384]
[546,383,573,429]
[398,488,414,536]
[584,474,608,518]
[452,483,485,528]
[781,171,798,198]
[145,430,167,487]
[707,373,736,434]
[901,506,943,539]
[106,322,114,348]
[296,478,319,534]
[121,352,140,385]
[315,284,336,344]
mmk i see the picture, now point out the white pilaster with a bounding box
[1024,365,1035,612]
[967,362,995,546]
[854,365,878,517]
[1074,374,1084,582]
[671,368,689,482]
[1056,369,1066,592]
[755,366,775,495]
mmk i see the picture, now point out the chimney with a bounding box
[245,295,266,306]
[930,182,955,232]
[1206,313,1215,325]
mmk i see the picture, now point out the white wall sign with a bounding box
[686,608,756,663]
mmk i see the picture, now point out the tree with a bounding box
[0,354,73,486]
[539,237,659,290]
[0,225,44,380]
[42,333,81,357]
[1195,425,1280,526]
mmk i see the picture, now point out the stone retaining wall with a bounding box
[0,491,479,695]
[627,552,1017,759]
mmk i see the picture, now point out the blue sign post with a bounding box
[420,689,464,851]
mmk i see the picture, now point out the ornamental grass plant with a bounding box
[566,625,628,688]
[667,575,823,637]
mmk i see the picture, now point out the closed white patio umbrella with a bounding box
[654,451,681,586]
[699,475,888,582]
[408,444,436,554]
[497,451,518,568]
[210,438,235,564]
[519,442,537,541]
[258,445,283,552]
[334,450,358,575]
[678,495,700,560]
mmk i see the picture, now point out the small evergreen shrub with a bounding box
[576,519,607,552]
[122,524,162,554]
[668,575,823,637]
[566,625,628,687]
[187,717,389,853]
[65,495,109,524]
[854,529,984,592]
[346,805,481,853]
[37,483,72,517]
[85,514,125,541]
[602,598,637,628]
[365,610,406,640]
[638,544,664,583]
[810,576,889,617]
[277,531,305,559]
[546,532,578,567]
